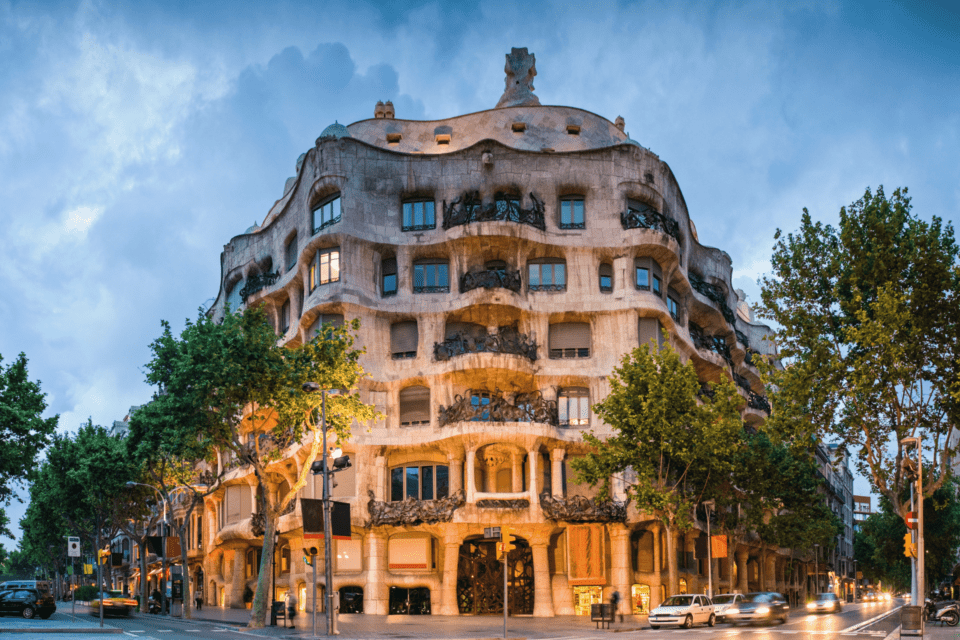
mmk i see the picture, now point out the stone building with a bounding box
[194,48,799,617]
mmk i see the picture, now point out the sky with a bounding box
[1,0,958,550]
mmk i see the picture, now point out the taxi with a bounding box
[89,590,138,617]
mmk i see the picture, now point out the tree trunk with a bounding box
[663,521,678,597]
[727,535,737,593]
[139,540,149,613]
[179,525,192,620]
[248,496,277,628]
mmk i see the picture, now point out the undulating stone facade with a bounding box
[192,49,815,618]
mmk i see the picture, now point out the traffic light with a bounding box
[303,546,319,567]
[502,527,518,555]
[903,533,916,558]
[97,547,110,562]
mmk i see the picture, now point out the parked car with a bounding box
[807,592,843,613]
[0,588,57,619]
[648,594,716,629]
[724,592,790,625]
[0,581,52,596]
[710,593,744,623]
[89,590,138,617]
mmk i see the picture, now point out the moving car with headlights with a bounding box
[648,594,716,629]
[710,593,744,623]
[89,590,138,617]
[863,591,878,602]
[724,592,790,625]
[807,592,843,613]
[0,588,56,619]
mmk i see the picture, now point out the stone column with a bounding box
[651,525,662,608]
[527,449,539,518]
[765,552,777,591]
[448,454,463,495]
[438,535,461,615]
[551,449,565,497]
[511,452,522,493]
[466,449,476,503]
[363,530,388,615]
[230,548,246,608]
[531,542,554,617]
[485,459,497,493]
[374,456,387,501]
[610,526,632,618]
[735,548,749,594]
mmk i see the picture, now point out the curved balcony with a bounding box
[240,270,281,302]
[438,389,557,427]
[459,267,522,294]
[689,322,733,369]
[689,272,736,326]
[434,326,537,362]
[620,202,681,244]
[442,191,546,231]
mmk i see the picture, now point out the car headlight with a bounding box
[726,608,739,614]
[806,602,816,609]
[756,606,770,615]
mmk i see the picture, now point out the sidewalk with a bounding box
[0,608,123,634]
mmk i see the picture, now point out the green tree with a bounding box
[0,352,59,515]
[758,186,960,518]
[570,341,743,596]
[132,306,377,628]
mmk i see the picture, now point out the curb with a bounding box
[0,628,123,634]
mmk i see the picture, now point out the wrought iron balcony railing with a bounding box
[434,326,537,362]
[438,389,557,427]
[460,268,522,294]
[240,271,280,301]
[689,272,737,325]
[443,191,546,231]
[689,323,733,368]
[620,202,682,244]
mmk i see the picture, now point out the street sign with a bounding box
[302,498,352,540]
[905,511,918,530]
[484,527,501,539]
[67,537,81,557]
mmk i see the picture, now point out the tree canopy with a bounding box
[758,186,960,515]
[129,306,377,628]
[570,340,744,595]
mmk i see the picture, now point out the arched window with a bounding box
[226,280,243,313]
[528,259,566,291]
[399,386,430,426]
[549,322,591,359]
[312,193,341,234]
[309,247,340,291]
[382,257,397,296]
[279,545,291,575]
[679,577,688,593]
[246,548,261,579]
[390,321,418,359]
[558,388,590,426]
[599,263,613,292]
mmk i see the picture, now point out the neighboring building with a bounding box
[853,495,872,533]
[189,48,802,617]
[820,443,855,599]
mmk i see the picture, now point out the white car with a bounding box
[649,594,716,629]
[710,593,744,622]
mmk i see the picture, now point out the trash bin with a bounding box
[900,606,923,637]
[270,600,286,626]
[591,603,613,629]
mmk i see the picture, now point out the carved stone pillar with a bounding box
[363,530,388,615]
[511,452,522,493]
[438,536,461,615]
[448,454,463,494]
[531,542,554,617]
[735,548,749,594]
[374,456,386,501]
[466,449,476,503]
[551,449,565,497]
[485,458,497,493]
[764,551,777,591]
[527,449,539,518]
[230,548,245,608]
[651,525,662,608]
[609,526,631,618]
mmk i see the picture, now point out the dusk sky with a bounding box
[1,0,958,549]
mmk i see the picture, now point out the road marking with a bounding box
[842,605,903,633]
[882,626,900,640]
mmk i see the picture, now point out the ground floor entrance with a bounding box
[572,586,602,616]
[456,537,534,615]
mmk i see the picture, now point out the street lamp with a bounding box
[302,382,350,636]
[814,543,820,597]
[703,500,715,599]
[127,482,170,616]
[900,437,924,607]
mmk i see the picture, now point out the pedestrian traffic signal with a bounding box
[903,533,916,558]
[97,547,110,561]
[502,527,518,555]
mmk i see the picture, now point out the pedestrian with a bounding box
[195,586,203,611]
[285,590,298,628]
[610,589,622,623]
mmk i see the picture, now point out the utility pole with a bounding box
[704,500,715,599]
[901,437,924,607]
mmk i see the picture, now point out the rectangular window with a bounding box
[413,261,449,293]
[636,267,650,290]
[559,389,590,426]
[391,468,403,502]
[471,392,491,421]
[436,466,449,499]
[668,295,679,320]
[421,466,434,500]
[405,467,419,499]
[312,195,341,234]
[653,274,662,296]
[382,257,397,296]
[285,233,298,271]
[548,322,591,359]
[599,263,613,292]
[311,247,340,291]
[528,261,566,291]
[560,197,585,229]
[280,299,290,334]
[402,200,436,231]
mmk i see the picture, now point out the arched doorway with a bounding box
[457,535,534,615]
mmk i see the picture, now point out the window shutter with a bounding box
[444,322,486,340]
[638,317,663,349]
[549,322,591,350]
[285,233,298,271]
[399,386,431,425]
[226,487,240,524]
[383,257,397,275]
[310,313,344,337]
[599,263,612,278]
[390,321,419,355]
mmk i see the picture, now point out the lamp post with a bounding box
[703,500,715,599]
[814,543,820,597]
[127,482,169,616]
[271,529,280,626]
